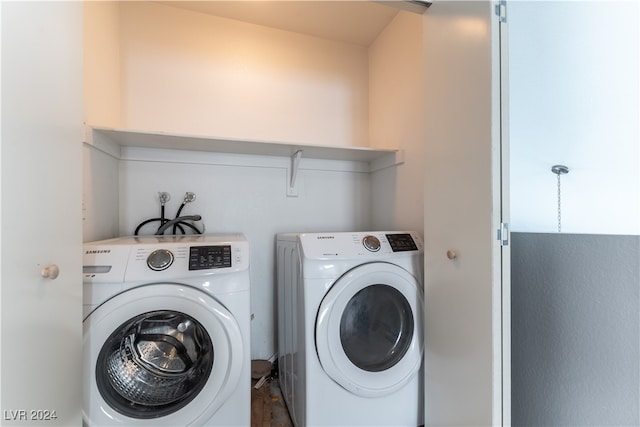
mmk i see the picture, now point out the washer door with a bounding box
[83,284,243,426]
[316,262,424,397]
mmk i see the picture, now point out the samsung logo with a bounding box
[85,249,111,254]
[316,236,334,240]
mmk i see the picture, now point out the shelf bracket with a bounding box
[287,150,303,197]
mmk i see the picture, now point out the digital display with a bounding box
[189,245,232,270]
[386,234,418,252]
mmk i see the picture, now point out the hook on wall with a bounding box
[287,150,303,197]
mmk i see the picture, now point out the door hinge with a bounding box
[495,0,507,23]
[497,222,510,246]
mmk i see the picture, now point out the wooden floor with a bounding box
[251,364,293,427]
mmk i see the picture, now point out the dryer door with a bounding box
[83,284,243,426]
[316,262,424,397]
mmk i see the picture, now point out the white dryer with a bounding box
[83,235,250,426]
[277,231,424,427]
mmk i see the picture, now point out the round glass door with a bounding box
[83,284,243,426]
[316,263,424,397]
[340,285,414,373]
[96,310,214,419]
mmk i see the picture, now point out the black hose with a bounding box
[159,204,166,233]
[155,215,202,235]
[173,203,186,234]
[174,221,201,234]
[175,203,186,218]
[135,218,162,235]
[135,218,187,235]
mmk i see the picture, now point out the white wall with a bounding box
[82,144,119,243]
[509,0,640,235]
[83,1,121,127]
[82,2,427,360]
[82,1,121,244]
[119,2,370,148]
[369,11,426,233]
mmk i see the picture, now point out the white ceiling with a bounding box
[158,1,402,46]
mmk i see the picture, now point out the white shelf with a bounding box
[85,126,403,172]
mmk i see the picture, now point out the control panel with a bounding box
[386,233,419,252]
[82,235,249,283]
[189,245,232,270]
[298,231,423,259]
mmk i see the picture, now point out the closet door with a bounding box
[422,1,508,425]
[1,2,83,425]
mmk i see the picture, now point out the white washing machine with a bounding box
[83,234,250,426]
[277,231,424,427]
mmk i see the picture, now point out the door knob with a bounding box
[41,264,60,280]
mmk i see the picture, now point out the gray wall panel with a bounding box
[511,232,639,426]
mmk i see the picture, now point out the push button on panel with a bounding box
[147,249,174,271]
[362,235,381,252]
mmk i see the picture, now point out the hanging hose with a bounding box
[155,215,202,235]
[160,203,166,231]
[134,218,186,235]
[173,192,196,234]
[134,192,202,236]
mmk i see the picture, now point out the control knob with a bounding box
[147,249,174,271]
[362,235,381,252]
